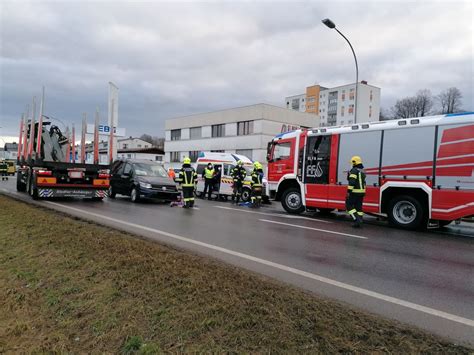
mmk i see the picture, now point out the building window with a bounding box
[155,156,162,161]
[348,104,354,115]
[341,91,345,100]
[341,106,345,117]
[291,99,300,110]
[171,129,181,141]
[369,106,372,118]
[137,144,142,148]
[348,120,353,124]
[190,126,202,139]
[340,120,344,125]
[349,88,355,100]
[123,144,128,149]
[127,154,132,158]
[189,151,200,162]
[212,124,225,137]
[370,90,373,101]
[170,152,180,162]
[236,149,252,160]
[237,120,254,136]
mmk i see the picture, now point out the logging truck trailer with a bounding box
[16,92,110,200]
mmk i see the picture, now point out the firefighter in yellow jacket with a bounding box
[176,157,198,208]
[251,161,264,208]
[346,156,366,227]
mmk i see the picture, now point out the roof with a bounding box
[165,103,318,130]
[273,112,474,140]
[118,147,164,154]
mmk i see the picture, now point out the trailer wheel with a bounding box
[388,195,426,230]
[16,173,26,192]
[281,187,305,214]
[108,185,116,199]
[28,175,39,200]
[130,187,140,203]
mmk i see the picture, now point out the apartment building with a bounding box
[285,82,381,126]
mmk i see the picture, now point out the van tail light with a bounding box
[99,173,110,178]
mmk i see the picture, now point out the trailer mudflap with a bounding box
[38,188,108,198]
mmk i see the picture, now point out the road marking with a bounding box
[259,219,368,240]
[41,201,474,328]
[214,205,332,223]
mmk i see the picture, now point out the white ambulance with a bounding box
[194,152,268,202]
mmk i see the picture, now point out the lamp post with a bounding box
[322,18,359,124]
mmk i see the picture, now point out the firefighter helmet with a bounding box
[183,157,191,164]
[351,156,362,166]
[237,160,243,166]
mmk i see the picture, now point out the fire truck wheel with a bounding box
[388,195,425,230]
[130,187,140,203]
[108,185,116,199]
[281,187,304,214]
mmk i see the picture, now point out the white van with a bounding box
[194,152,268,202]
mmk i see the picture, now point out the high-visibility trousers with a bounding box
[346,192,364,220]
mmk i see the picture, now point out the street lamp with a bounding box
[322,18,359,124]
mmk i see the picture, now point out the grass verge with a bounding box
[0,195,471,353]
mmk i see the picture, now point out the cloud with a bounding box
[0,0,472,139]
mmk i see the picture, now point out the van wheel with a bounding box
[241,188,251,202]
[388,195,426,230]
[281,187,304,214]
[130,187,140,203]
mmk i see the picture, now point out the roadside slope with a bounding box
[0,195,470,353]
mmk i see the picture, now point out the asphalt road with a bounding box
[1,178,473,346]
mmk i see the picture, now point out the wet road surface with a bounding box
[1,179,473,346]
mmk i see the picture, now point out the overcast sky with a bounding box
[0,0,472,140]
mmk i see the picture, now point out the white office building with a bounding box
[164,103,318,168]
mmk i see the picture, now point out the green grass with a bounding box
[0,195,471,353]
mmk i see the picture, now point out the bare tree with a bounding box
[391,97,417,118]
[414,89,433,117]
[140,134,154,144]
[379,107,391,121]
[139,134,165,149]
[437,87,463,114]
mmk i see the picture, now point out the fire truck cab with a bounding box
[266,112,474,230]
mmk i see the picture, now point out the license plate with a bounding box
[68,171,83,179]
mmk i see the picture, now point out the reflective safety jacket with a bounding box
[231,166,246,182]
[0,162,7,173]
[203,167,214,180]
[347,166,366,194]
[251,169,264,187]
[176,165,198,187]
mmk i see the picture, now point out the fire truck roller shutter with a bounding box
[337,131,382,187]
[435,123,474,190]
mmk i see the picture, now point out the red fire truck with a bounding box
[266,112,474,229]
